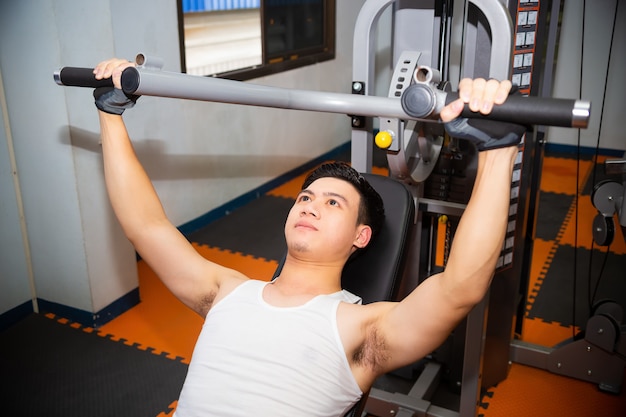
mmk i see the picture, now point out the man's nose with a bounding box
[301,201,319,217]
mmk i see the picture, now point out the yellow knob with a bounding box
[439,214,448,224]
[375,130,393,149]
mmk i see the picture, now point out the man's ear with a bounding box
[354,225,372,249]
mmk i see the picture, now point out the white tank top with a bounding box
[174,280,363,417]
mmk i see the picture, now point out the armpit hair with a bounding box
[352,326,390,372]
[196,291,217,317]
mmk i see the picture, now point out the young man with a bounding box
[93,58,523,416]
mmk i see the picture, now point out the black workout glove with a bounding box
[444,88,527,151]
[93,87,140,115]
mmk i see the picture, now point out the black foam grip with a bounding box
[445,93,579,128]
[120,67,140,95]
[54,66,140,96]
[54,67,113,88]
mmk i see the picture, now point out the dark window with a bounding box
[178,0,336,81]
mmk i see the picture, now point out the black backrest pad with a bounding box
[341,174,414,304]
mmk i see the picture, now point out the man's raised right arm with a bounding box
[95,59,246,316]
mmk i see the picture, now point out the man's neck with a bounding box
[271,256,344,297]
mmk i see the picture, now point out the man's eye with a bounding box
[299,195,310,202]
[329,199,339,206]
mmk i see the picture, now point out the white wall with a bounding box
[1,0,623,323]
[547,0,625,151]
[0,71,33,316]
[0,0,366,320]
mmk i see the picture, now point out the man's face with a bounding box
[284,177,370,263]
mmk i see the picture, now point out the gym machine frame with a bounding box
[350,1,523,416]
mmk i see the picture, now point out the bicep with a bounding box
[377,273,472,371]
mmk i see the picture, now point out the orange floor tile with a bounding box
[480,363,626,417]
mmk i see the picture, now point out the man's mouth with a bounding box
[295,221,317,231]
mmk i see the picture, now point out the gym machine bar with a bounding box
[54,60,591,129]
[55,66,412,121]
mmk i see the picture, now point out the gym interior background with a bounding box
[0,0,624,416]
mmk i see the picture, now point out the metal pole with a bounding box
[125,67,413,121]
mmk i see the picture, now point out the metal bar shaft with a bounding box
[122,67,416,121]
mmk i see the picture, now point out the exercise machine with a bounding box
[351,1,534,416]
[54,1,591,415]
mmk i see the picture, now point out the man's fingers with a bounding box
[93,59,133,79]
[440,98,464,123]
[93,59,135,89]
[494,79,512,104]
[457,78,474,103]
[467,78,487,112]
[480,79,512,114]
[480,79,501,114]
[456,78,513,115]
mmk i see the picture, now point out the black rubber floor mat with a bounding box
[0,314,187,417]
[534,192,574,241]
[527,245,626,327]
[188,194,292,261]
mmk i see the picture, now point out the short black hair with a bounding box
[301,161,385,239]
